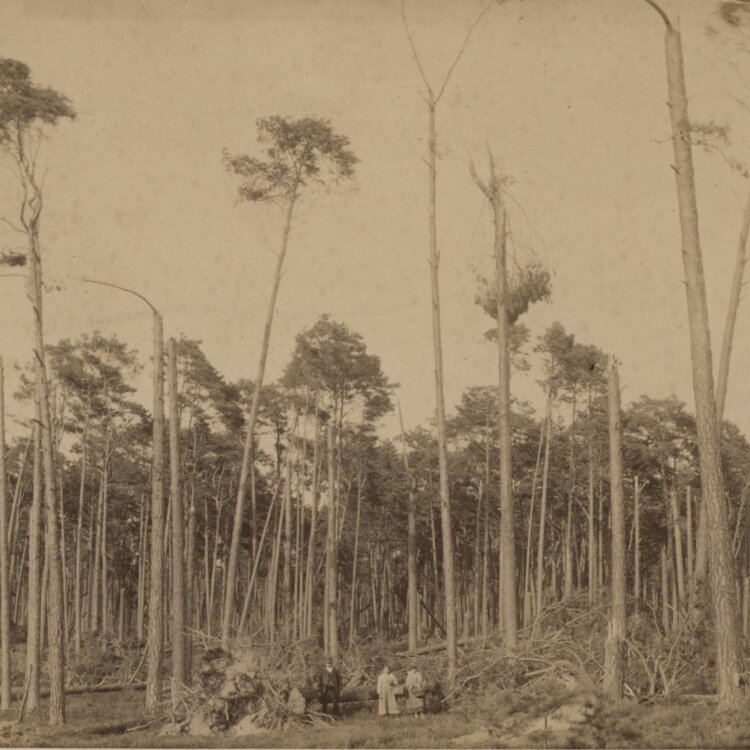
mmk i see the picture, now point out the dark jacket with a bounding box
[318,666,342,695]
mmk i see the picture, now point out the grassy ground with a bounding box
[5,687,750,748]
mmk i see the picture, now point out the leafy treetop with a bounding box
[223,116,358,203]
[0,58,75,140]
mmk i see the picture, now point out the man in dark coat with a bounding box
[318,657,342,716]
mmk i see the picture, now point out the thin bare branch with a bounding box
[400,0,434,99]
[436,0,498,104]
[81,277,160,316]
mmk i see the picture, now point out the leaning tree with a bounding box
[220,116,357,648]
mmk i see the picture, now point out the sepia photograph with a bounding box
[0,0,748,746]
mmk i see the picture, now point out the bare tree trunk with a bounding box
[535,392,553,619]
[564,394,577,600]
[101,461,109,638]
[324,422,338,659]
[396,401,419,651]
[145,312,165,713]
[74,423,88,654]
[23,421,42,716]
[685,485,695,603]
[185,477,196,683]
[28,215,65,725]
[643,0,744,706]
[669,489,686,609]
[603,359,626,702]
[168,339,185,691]
[470,155,517,645]
[222,190,298,649]
[282,456,292,638]
[304,394,320,638]
[424,96,458,683]
[588,438,597,605]
[634,476,641,610]
[349,472,363,646]
[472,482,483,638]
[524,421,542,624]
[137,492,148,643]
[0,361,10,710]
[661,545,670,633]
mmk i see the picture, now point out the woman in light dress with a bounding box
[377,665,400,717]
[404,664,425,716]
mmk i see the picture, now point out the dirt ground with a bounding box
[3,686,750,748]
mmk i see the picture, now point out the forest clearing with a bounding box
[2,0,750,747]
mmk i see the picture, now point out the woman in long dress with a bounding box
[377,665,400,717]
[404,665,425,715]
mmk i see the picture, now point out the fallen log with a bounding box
[11,681,146,700]
[395,637,480,656]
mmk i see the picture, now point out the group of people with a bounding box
[317,658,427,719]
[376,664,426,718]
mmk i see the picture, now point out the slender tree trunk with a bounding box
[74,423,88,654]
[426,97,458,683]
[101,460,109,638]
[237,473,284,635]
[185,478,197,683]
[145,312,165,713]
[645,2,744,706]
[670,489,686,609]
[168,339,185,691]
[685,485,695,604]
[349,472,363,646]
[471,155,517,646]
[324,422,338,659]
[473,482,483,638]
[535,391,553,619]
[661,545,670,633]
[282,456,292,638]
[23,421,42,716]
[222,189,298,648]
[304,394,319,638]
[0,361,10,711]
[28,213,65,725]
[137,492,148,643]
[397,401,419,651]
[634,476,641,609]
[604,359,626,702]
[588,435,597,603]
[524,421,543,623]
[564,394,577,600]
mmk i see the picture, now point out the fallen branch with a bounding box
[395,636,480,656]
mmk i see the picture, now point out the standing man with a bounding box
[318,657,342,716]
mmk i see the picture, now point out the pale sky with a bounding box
[0,0,749,440]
